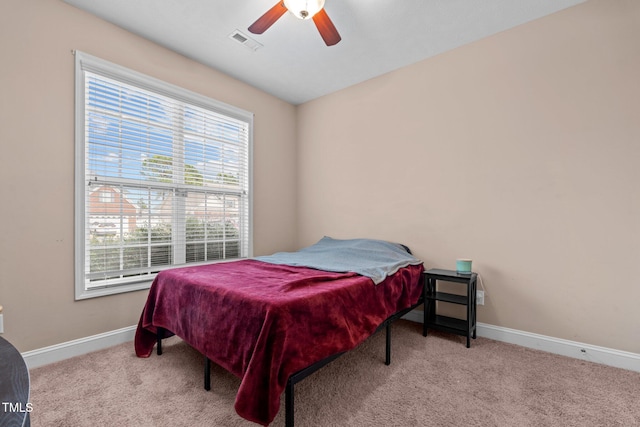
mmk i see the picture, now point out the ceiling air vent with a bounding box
[229,30,263,51]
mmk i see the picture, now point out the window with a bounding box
[99,191,114,203]
[74,52,253,299]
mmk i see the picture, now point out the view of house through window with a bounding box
[75,52,252,299]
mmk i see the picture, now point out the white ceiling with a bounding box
[63,0,586,105]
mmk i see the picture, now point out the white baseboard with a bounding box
[22,325,137,370]
[402,311,640,373]
[22,314,640,374]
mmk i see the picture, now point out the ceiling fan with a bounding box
[248,0,341,46]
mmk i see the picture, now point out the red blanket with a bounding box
[135,259,424,425]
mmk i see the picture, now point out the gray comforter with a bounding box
[255,236,422,285]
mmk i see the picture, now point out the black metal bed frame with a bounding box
[154,246,426,426]
[155,288,426,427]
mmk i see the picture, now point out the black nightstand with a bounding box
[424,269,477,348]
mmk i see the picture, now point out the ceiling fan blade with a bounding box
[312,9,341,46]
[248,1,287,34]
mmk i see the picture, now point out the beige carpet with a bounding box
[29,320,640,426]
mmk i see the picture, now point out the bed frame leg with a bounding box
[156,328,163,355]
[204,356,211,391]
[285,378,294,427]
[385,323,391,366]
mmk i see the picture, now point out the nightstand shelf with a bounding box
[429,292,468,305]
[428,315,469,335]
[424,268,477,348]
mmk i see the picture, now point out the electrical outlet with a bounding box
[0,313,4,333]
[477,290,485,306]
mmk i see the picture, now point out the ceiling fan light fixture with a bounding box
[283,0,325,20]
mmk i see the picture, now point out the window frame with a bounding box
[74,51,253,300]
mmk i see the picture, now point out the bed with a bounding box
[134,237,426,426]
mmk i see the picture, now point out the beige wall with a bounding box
[297,0,640,353]
[0,0,297,351]
[2,0,638,356]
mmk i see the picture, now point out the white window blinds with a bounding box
[74,52,253,299]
